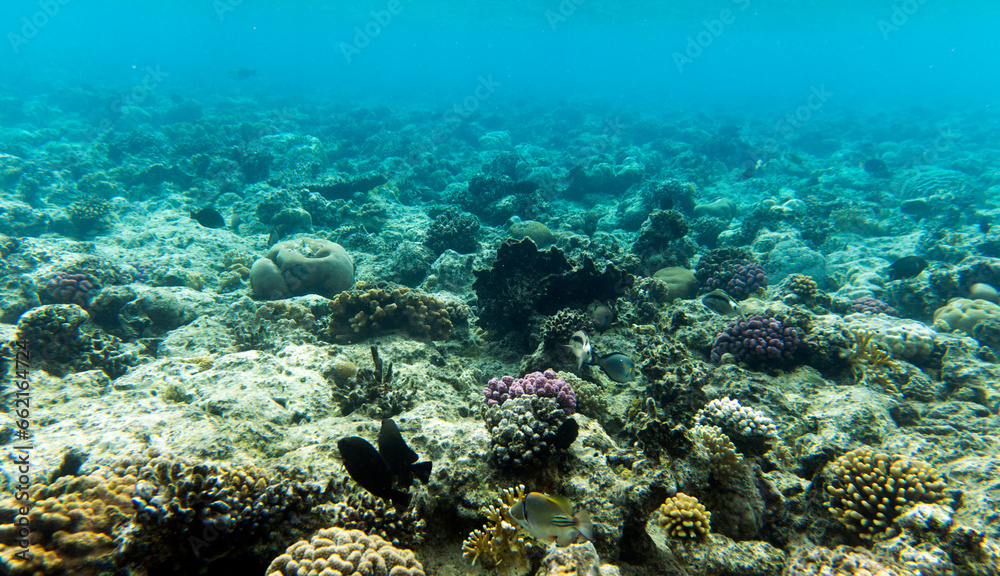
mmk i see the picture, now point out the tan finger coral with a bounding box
[654,492,711,541]
[825,448,948,540]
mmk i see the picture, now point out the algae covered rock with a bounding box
[250,237,354,300]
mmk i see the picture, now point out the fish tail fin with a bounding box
[389,489,412,513]
[575,510,593,542]
[411,461,432,484]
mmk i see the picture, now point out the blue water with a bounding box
[3,0,998,116]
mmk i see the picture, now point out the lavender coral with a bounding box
[850,296,898,316]
[45,272,99,306]
[724,263,767,300]
[711,315,800,365]
[483,369,576,414]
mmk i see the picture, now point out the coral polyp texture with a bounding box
[483,369,577,414]
[325,281,460,343]
[711,315,800,365]
[784,545,910,576]
[44,272,99,306]
[654,492,711,541]
[482,395,572,468]
[264,527,425,576]
[850,296,899,316]
[724,262,768,300]
[695,396,779,456]
[785,273,818,299]
[825,448,948,540]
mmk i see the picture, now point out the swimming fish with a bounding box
[587,300,616,332]
[701,289,740,316]
[565,330,592,371]
[190,207,226,228]
[336,418,432,511]
[863,158,890,178]
[590,352,635,383]
[887,255,928,280]
[227,68,258,80]
[553,418,578,450]
[508,492,594,547]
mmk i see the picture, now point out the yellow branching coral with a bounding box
[654,492,711,541]
[825,447,948,540]
[691,425,744,479]
[462,485,536,576]
[844,329,902,392]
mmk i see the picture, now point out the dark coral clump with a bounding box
[329,490,427,547]
[711,315,800,365]
[632,209,690,267]
[14,304,135,378]
[472,238,632,350]
[424,208,480,255]
[540,308,591,351]
[850,296,899,316]
[482,395,573,469]
[695,247,756,295]
[67,197,112,230]
[724,263,768,300]
[44,272,100,307]
[329,347,414,418]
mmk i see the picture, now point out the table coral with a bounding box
[265,527,425,576]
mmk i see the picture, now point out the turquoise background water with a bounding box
[2,0,998,116]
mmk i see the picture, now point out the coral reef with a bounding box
[724,262,768,301]
[325,281,461,343]
[933,297,1000,333]
[654,492,711,541]
[424,208,480,255]
[632,209,690,268]
[483,369,577,414]
[462,485,536,576]
[710,315,801,366]
[784,545,908,576]
[695,247,757,295]
[841,330,903,392]
[13,304,136,378]
[328,346,414,418]
[690,424,745,479]
[825,447,948,540]
[264,527,425,576]
[784,273,818,300]
[482,395,573,469]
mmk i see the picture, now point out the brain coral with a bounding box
[825,447,947,540]
[264,527,425,576]
[250,237,354,300]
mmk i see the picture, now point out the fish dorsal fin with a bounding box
[378,418,418,470]
[546,494,573,513]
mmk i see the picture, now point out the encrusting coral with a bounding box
[825,447,948,540]
[325,281,461,343]
[462,485,536,576]
[654,492,711,541]
[264,527,425,576]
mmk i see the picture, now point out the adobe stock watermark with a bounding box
[545,0,587,31]
[83,65,170,144]
[7,0,72,54]
[212,0,243,22]
[738,84,833,176]
[407,74,502,163]
[341,0,408,64]
[877,0,930,41]
[672,0,751,73]
[901,125,959,168]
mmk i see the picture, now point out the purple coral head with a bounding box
[850,296,898,316]
[725,263,767,301]
[483,369,576,414]
[711,314,799,365]
[45,272,97,307]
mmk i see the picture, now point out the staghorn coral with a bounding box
[328,491,426,548]
[842,329,903,393]
[264,527,425,576]
[825,448,948,540]
[0,471,136,576]
[462,485,536,576]
[326,281,458,343]
[654,492,711,541]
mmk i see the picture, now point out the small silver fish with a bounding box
[508,492,594,547]
[592,352,635,383]
[564,330,592,371]
[702,289,740,316]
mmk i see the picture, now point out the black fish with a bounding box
[337,418,431,511]
[863,158,890,178]
[379,418,432,485]
[191,207,225,228]
[553,418,578,450]
[888,255,928,280]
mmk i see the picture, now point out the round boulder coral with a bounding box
[250,238,354,300]
[710,315,800,365]
[264,527,425,576]
[932,297,1000,333]
[654,492,711,540]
